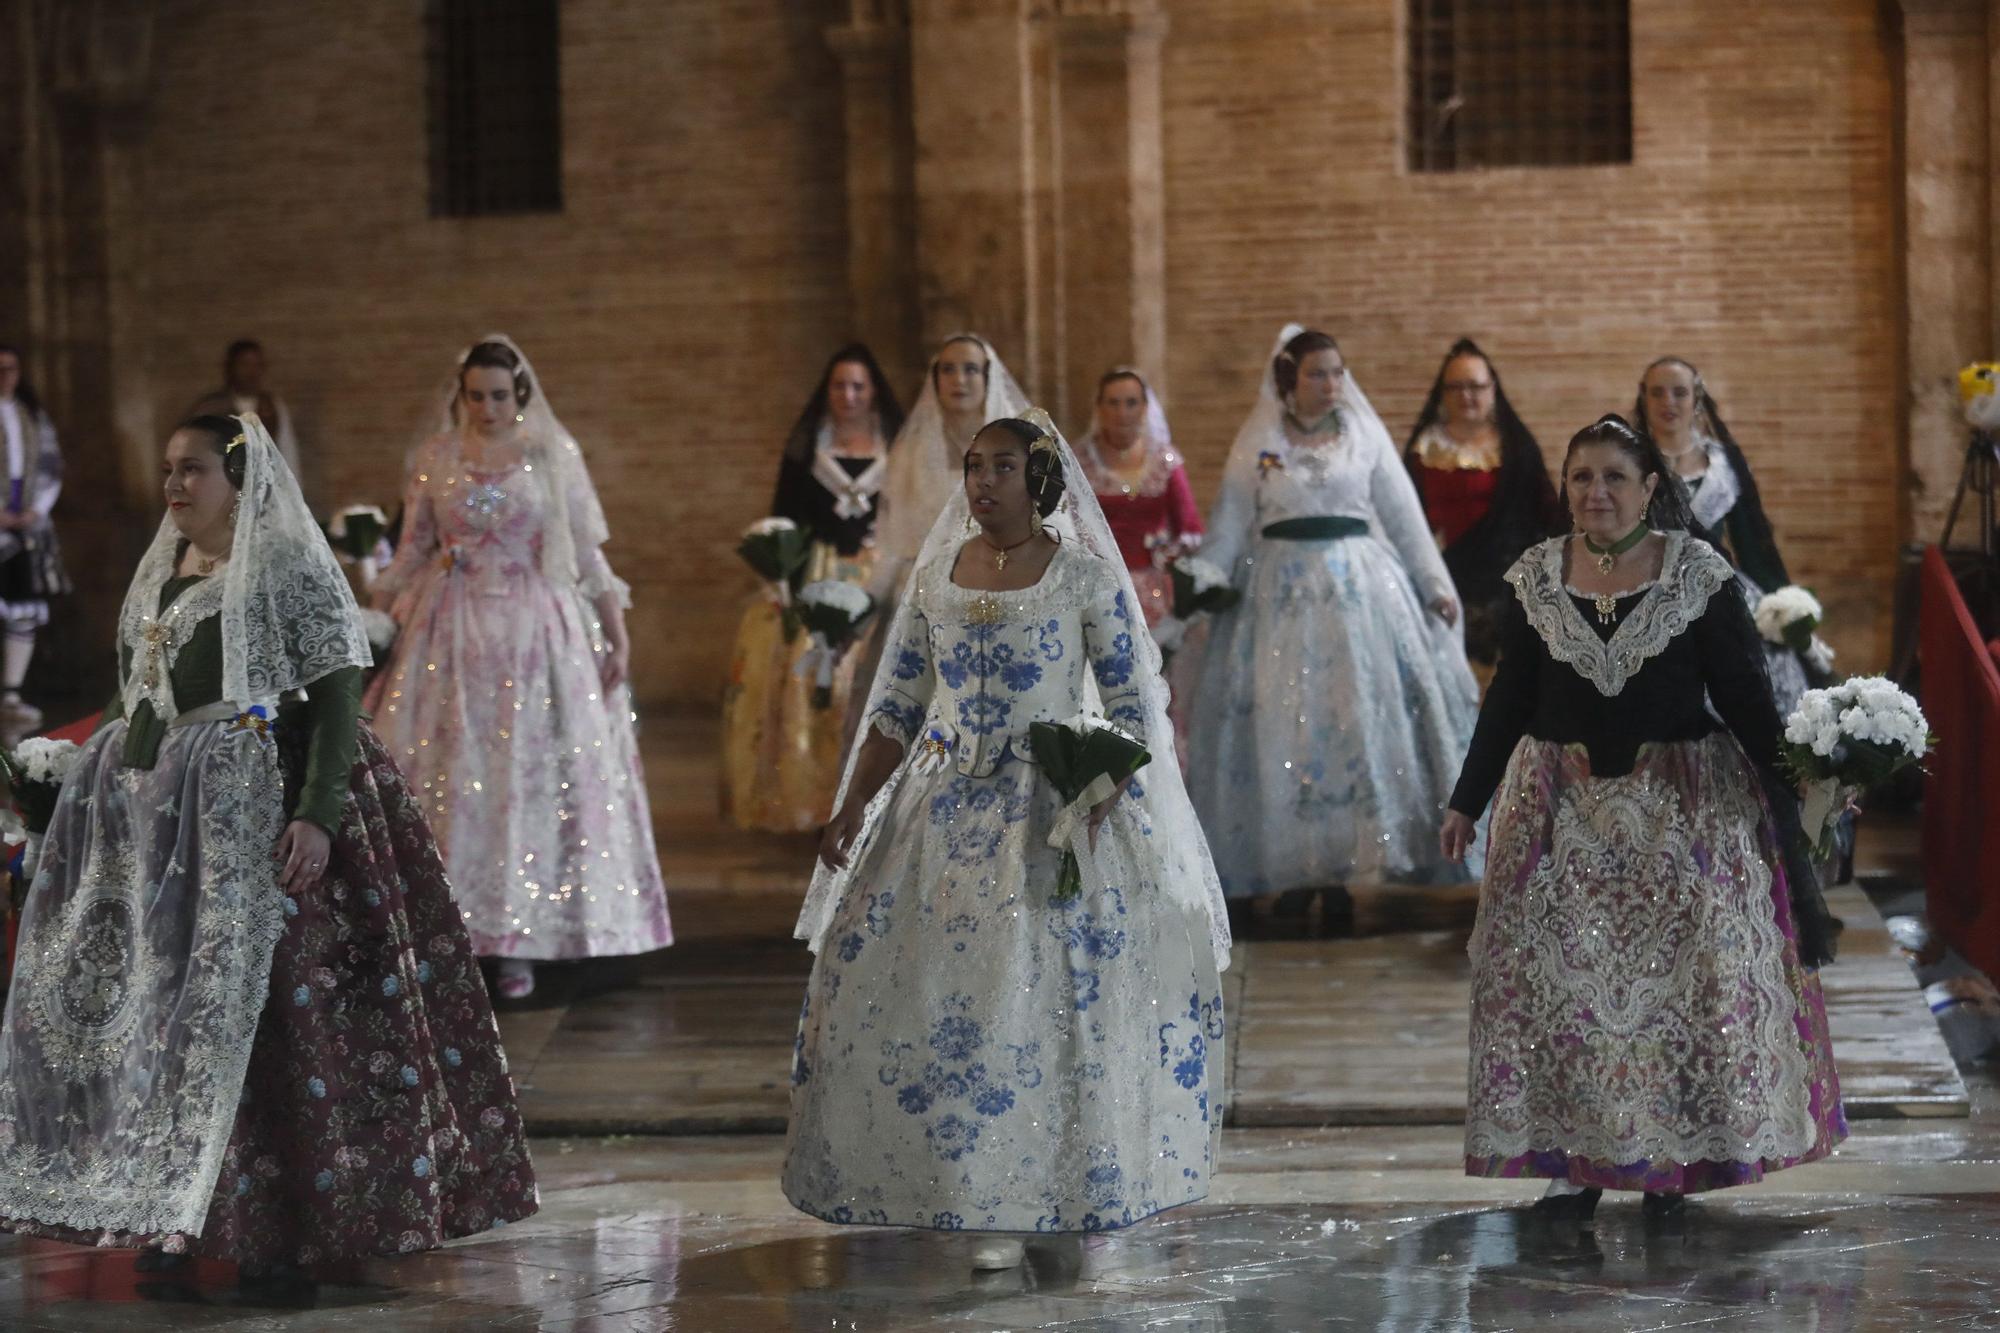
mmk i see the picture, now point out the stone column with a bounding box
[1896,0,1993,545]
[826,5,923,389]
[908,0,1043,393]
[1045,3,1168,424]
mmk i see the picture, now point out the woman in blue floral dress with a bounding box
[785,411,1231,1273]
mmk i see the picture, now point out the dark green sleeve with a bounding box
[1724,500,1790,595]
[292,666,363,834]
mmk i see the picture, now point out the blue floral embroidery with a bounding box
[417,960,434,984]
[972,1083,1016,1117]
[893,647,927,681]
[413,1155,432,1178]
[927,1114,980,1161]
[381,976,400,998]
[933,1212,965,1230]
[400,1065,420,1087]
[957,693,1011,736]
[999,656,1042,692]
[1072,968,1101,1011]
[315,1169,335,1192]
[837,932,865,963]
[292,985,311,1007]
[870,697,924,742]
[307,1076,326,1099]
[930,1013,985,1063]
[445,1047,463,1067]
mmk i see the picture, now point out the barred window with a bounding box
[1407,0,1631,173]
[426,0,563,216]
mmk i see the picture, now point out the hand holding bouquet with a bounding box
[738,518,813,635]
[1154,555,1241,662]
[794,580,876,709]
[1030,713,1151,904]
[1783,676,1932,857]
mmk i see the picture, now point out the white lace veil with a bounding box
[1204,323,1439,583]
[118,412,370,717]
[422,333,630,607]
[1078,366,1174,460]
[794,407,1233,973]
[873,334,1029,567]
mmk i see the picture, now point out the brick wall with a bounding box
[1158,0,1900,668]
[138,0,855,710]
[125,0,1900,705]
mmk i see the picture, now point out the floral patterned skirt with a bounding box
[0,722,538,1265]
[1464,735,1846,1193]
[783,755,1222,1233]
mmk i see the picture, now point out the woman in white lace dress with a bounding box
[1182,325,1479,916]
[367,337,671,999]
[785,410,1230,1274]
[1440,415,1843,1223]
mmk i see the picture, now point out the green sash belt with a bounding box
[1260,515,1368,541]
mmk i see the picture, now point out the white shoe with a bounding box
[969,1238,1025,1271]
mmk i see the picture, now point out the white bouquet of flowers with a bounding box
[1754,586,1835,676]
[1783,675,1933,856]
[793,580,876,708]
[1,736,80,883]
[358,607,399,656]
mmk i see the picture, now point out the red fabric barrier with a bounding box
[1921,546,2000,980]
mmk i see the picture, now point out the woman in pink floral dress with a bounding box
[368,337,671,999]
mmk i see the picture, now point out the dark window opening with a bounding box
[1407,0,1631,172]
[427,0,563,216]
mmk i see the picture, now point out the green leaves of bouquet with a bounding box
[1030,715,1150,904]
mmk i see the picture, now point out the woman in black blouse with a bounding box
[1440,415,1843,1223]
[721,344,904,831]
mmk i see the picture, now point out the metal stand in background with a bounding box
[1893,429,2000,687]
[1939,429,2000,638]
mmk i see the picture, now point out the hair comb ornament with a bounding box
[1021,406,1059,455]
[224,432,246,453]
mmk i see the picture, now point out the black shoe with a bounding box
[134,1247,193,1274]
[1318,885,1355,938]
[1642,1191,1687,1222]
[1530,1187,1602,1221]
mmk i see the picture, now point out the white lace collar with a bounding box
[809,421,889,521]
[1506,531,1733,697]
[1684,436,1740,532]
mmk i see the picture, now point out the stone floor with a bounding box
[0,719,1993,1330]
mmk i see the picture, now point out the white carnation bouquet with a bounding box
[793,579,876,709]
[1783,675,1933,856]
[1153,555,1242,660]
[0,736,81,883]
[1755,585,1836,674]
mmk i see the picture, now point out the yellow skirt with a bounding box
[719,547,878,833]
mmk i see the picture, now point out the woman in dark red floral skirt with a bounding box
[0,412,534,1280]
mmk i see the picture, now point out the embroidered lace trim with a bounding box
[1507,532,1731,698]
[1465,735,1817,1166]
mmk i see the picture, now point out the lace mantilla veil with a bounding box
[794,407,1233,973]
[873,334,1030,568]
[118,411,371,717]
[418,332,630,608]
[1078,368,1175,463]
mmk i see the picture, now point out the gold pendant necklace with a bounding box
[1594,592,1618,625]
[981,531,1037,571]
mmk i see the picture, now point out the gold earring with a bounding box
[514,412,525,423]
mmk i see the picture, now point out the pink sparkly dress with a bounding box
[365,432,672,960]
